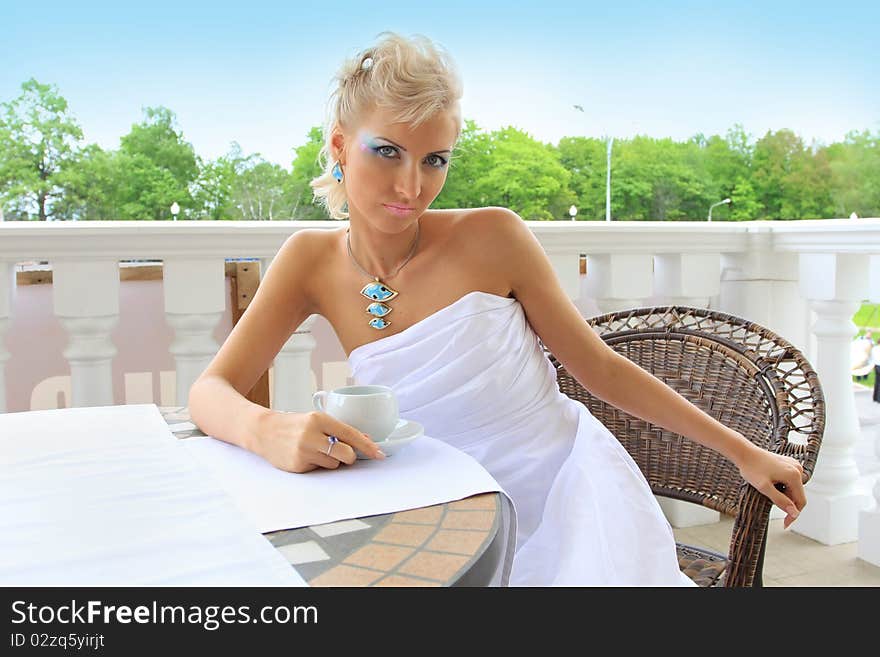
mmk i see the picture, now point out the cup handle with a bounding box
[312,391,327,412]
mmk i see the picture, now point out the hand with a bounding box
[253,410,385,473]
[737,444,806,529]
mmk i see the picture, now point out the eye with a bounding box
[425,154,448,169]
[374,145,398,158]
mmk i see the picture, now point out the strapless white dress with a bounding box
[349,291,696,586]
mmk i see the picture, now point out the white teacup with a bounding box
[312,385,399,442]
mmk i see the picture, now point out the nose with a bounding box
[394,163,421,202]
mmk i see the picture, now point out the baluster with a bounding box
[0,262,13,412]
[51,260,119,407]
[582,253,653,315]
[652,252,723,526]
[273,315,319,413]
[162,258,225,407]
[795,253,872,544]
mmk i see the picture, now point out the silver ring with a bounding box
[326,435,339,456]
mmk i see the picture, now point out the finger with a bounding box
[320,436,357,466]
[318,414,385,459]
[785,474,807,513]
[774,462,808,509]
[767,483,800,520]
[311,451,343,470]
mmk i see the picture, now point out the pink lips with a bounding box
[383,204,415,217]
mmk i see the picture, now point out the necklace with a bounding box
[346,223,420,330]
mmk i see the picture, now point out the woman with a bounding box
[189,32,806,585]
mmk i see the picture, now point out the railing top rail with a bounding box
[1,219,878,260]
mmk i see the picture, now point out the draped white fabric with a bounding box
[349,291,695,586]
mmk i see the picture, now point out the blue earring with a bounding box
[332,161,344,183]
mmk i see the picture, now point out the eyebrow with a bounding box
[375,136,452,155]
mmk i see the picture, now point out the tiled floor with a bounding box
[672,517,880,586]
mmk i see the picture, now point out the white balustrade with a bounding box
[857,382,880,565]
[717,230,808,522]
[51,260,120,407]
[791,250,876,544]
[272,315,319,412]
[0,262,13,412]
[2,219,880,553]
[861,477,880,566]
[653,252,725,525]
[583,254,654,314]
[797,295,870,543]
[162,258,226,407]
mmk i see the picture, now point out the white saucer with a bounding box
[355,418,424,460]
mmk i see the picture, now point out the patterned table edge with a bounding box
[159,406,502,586]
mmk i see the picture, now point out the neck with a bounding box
[347,218,420,280]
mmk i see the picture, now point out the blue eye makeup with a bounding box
[373,144,397,158]
[358,132,449,169]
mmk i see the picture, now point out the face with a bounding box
[332,106,459,234]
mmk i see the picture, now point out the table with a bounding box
[160,407,512,587]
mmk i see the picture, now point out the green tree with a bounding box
[191,142,249,221]
[824,129,880,217]
[0,78,83,220]
[434,119,494,210]
[117,107,198,219]
[192,156,238,220]
[231,154,298,220]
[556,136,607,220]
[611,137,712,221]
[701,131,751,200]
[728,177,762,220]
[288,127,327,219]
[130,153,183,219]
[436,125,570,219]
[52,144,118,221]
[752,129,834,219]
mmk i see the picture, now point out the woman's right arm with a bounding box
[187,230,384,472]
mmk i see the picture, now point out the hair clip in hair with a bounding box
[361,57,373,71]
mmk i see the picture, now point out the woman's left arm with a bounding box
[481,208,807,527]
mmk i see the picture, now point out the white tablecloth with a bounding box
[0,404,305,586]
[182,433,510,533]
[183,433,516,586]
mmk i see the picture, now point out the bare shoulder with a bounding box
[454,205,522,229]
[452,206,535,259]
[435,206,521,247]
[267,227,340,316]
[277,226,337,259]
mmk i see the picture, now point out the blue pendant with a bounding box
[361,281,398,302]
[367,302,392,317]
[361,279,398,330]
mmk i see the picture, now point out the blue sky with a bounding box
[2,0,877,167]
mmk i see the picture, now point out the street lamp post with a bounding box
[170,202,180,222]
[573,105,614,222]
[605,136,613,222]
[707,198,731,222]
[569,205,578,221]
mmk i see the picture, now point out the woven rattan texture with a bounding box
[544,306,824,587]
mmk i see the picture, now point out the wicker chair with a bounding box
[544,306,825,587]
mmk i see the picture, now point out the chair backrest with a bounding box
[544,305,824,586]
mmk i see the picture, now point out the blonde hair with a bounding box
[310,32,463,220]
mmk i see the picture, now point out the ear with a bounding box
[330,126,346,164]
